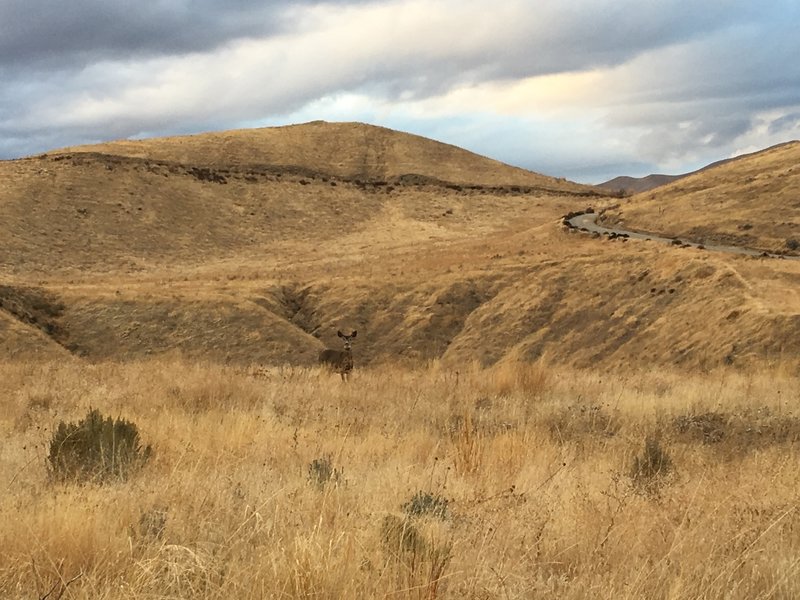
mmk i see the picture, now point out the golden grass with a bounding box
[1,359,799,599]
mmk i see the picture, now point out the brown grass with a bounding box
[1,359,799,598]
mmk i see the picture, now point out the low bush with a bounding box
[403,491,450,520]
[47,408,152,483]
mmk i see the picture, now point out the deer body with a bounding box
[319,330,357,381]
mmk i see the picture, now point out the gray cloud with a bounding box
[0,1,373,71]
[0,1,767,81]
[2,2,256,70]
[768,112,800,135]
[0,0,798,179]
[587,10,800,170]
[319,0,767,101]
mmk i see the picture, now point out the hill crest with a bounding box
[59,121,597,193]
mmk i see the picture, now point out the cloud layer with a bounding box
[1,0,799,181]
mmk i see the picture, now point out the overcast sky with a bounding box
[1,0,799,182]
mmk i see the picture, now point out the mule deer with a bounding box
[319,330,357,381]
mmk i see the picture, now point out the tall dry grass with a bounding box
[0,359,799,598]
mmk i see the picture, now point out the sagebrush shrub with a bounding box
[381,515,427,555]
[47,408,152,483]
[403,491,450,520]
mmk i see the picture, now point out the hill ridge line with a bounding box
[32,150,609,197]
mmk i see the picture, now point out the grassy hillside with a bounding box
[600,141,800,254]
[1,123,798,370]
[60,121,595,191]
[1,122,600,275]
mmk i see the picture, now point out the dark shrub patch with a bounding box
[48,408,152,483]
[629,435,673,495]
[307,455,342,489]
[403,491,450,520]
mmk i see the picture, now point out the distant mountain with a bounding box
[598,173,682,195]
[598,141,799,195]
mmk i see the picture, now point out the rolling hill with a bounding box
[60,120,593,191]
[599,141,800,254]
[1,122,798,370]
[0,121,599,275]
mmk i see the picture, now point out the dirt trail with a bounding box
[568,212,799,261]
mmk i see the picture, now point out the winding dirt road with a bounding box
[567,212,799,261]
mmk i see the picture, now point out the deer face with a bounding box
[320,330,358,381]
[337,330,357,350]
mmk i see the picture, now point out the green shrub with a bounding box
[47,408,152,483]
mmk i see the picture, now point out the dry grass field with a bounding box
[1,122,799,598]
[1,359,799,599]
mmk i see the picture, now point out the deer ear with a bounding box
[337,330,344,338]
[351,331,357,338]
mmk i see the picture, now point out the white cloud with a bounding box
[1,0,798,181]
